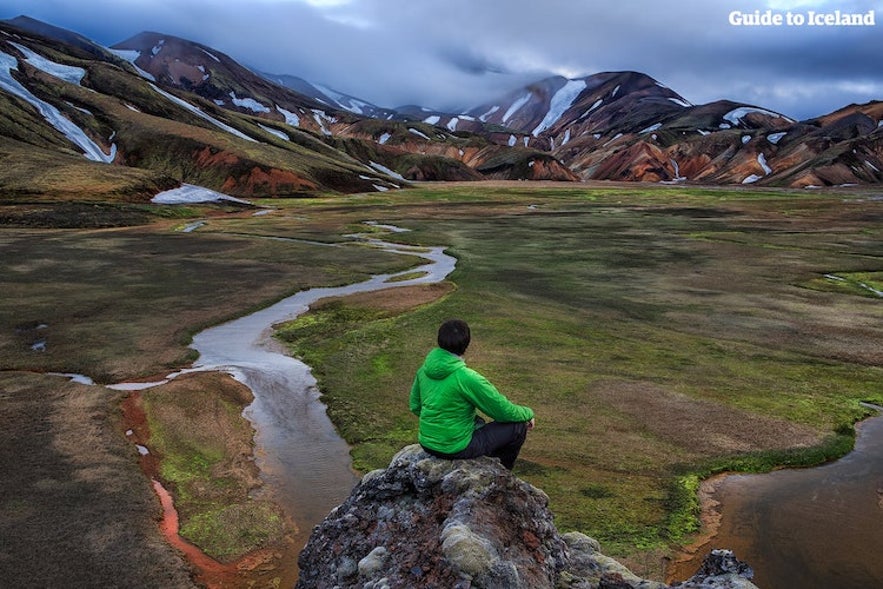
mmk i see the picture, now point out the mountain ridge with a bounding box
[2,14,881,197]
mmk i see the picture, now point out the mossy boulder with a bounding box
[296,445,758,589]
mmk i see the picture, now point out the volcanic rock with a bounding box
[295,445,758,589]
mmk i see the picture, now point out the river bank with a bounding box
[668,407,883,588]
[122,371,292,588]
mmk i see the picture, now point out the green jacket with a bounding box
[409,347,534,454]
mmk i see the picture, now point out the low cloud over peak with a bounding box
[2,0,881,119]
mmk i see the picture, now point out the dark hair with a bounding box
[438,319,471,355]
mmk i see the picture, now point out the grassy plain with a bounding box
[3,182,883,582]
[273,182,883,569]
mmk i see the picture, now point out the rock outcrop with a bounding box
[296,445,758,589]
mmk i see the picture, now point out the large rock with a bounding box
[296,445,758,589]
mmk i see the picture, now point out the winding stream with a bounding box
[188,231,455,535]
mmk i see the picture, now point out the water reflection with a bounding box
[189,233,455,532]
[672,408,883,588]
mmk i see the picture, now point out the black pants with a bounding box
[423,420,529,470]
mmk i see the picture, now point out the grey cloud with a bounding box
[2,0,881,119]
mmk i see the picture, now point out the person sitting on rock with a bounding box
[409,318,535,470]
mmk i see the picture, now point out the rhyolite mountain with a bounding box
[1,14,881,204]
[424,71,883,186]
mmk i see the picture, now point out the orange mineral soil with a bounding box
[121,392,267,589]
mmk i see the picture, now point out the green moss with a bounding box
[805,272,883,299]
[664,475,702,542]
[386,271,428,283]
[179,502,286,563]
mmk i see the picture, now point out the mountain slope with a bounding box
[0,19,579,205]
[0,22,407,199]
[460,70,881,187]
[265,71,399,120]
[1,15,880,194]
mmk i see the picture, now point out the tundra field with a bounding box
[2,182,882,585]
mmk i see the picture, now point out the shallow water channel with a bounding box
[187,231,455,568]
[670,407,883,588]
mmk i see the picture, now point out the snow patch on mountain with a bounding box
[201,48,221,63]
[315,83,373,115]
[108,48,156,81]
[742,153,772,184]
[230,92,270,113]
[423,115,440,125]
[767,132,786,144]
[258,123,289,141]
[151,83,256,142]
[758,153,772,175]
[532,79,586,136]
[579,99,603,120]
[669,97,693,108]
[503,93,531,123]
[478,105,499,122]
[724,106,790,126]
[312,109,335,135]
[369,161,405,180]
[408,128,430,140]
[276,106,300,127]
[0,49,115,163]
[152,184,250,205]
[10,42,85,85]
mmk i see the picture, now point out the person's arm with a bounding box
[460,368,533,423]
[409,374,422,417]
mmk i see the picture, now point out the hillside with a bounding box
[456,71,883,186]
[1,14,881,206]
[0,18,580,208]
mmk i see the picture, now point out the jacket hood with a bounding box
[422,347,465,380]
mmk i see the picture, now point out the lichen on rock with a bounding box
[295,445,759,589]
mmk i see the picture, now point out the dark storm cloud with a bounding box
[3,0,882,119]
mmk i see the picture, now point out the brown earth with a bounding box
[593,380,822,458]
[0,368,289,589]
[0,371,197,588]
[310,282,456,315]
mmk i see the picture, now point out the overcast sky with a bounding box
[4,0,882,120]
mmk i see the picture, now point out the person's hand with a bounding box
[527,418,535,431]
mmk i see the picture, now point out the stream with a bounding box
[187,230,455,560]
[670,406,883,588]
